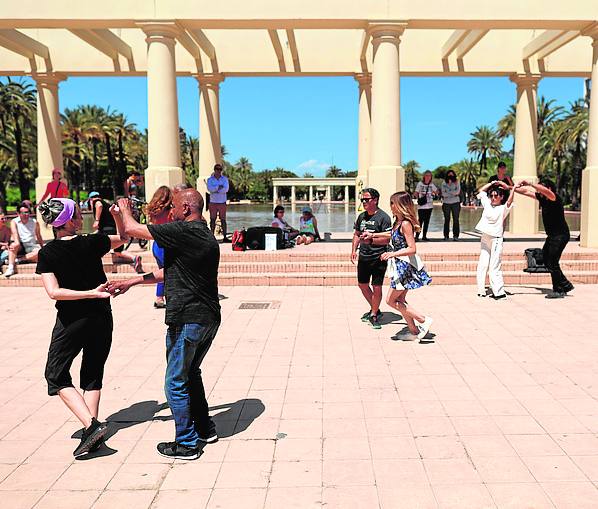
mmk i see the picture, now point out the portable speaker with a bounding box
[245,227,284,250]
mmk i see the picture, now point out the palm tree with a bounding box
[562,99,588,209]
[230,157,253,197]
[537,96,564,138]
[454,159,479,205]
[403,160,420,193]
[62,107,88,200]
[497,105,516,140]
[112,112,137,196]
[326,165,343,178]
[467,125,503,174]
[0,79,36,201]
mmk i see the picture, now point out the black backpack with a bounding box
[523,248,550,273]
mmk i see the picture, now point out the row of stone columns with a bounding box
[31,24,598,245]
[273,185,351,204]
[355,26,598,240]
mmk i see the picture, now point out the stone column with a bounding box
[510,74,541,234]
[34,73,65,239]
[581,32,598,247]
[326,186,332,202]
[291,185,296,204]
[197,73,224,199]
[272,185,278,205]
[355,73,372,196]
[344,185,350,203]
[141,23,183,201]
[309,185,313,202]
[368,23,406,212]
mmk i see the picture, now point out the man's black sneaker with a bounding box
[369,312,382,329]
[157,441,200,460]
[196,421,218,444]
[360,310,371,322]
[73,418,108,457]
[545,291,565,299]
[561,283,575,294]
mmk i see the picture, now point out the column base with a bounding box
[145,166,184,203]
[581,166,598,247]
[367,165,405,213]
[35,176,54,240]
[509,175,539,235]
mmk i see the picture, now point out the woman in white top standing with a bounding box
[475,180,517,299]
[414,171,438,241]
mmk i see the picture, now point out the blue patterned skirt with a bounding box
[390,258,432,290]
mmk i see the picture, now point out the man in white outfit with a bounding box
[206,164,230,242]
[475,181,517,299]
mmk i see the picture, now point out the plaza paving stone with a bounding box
[0,283,597,508]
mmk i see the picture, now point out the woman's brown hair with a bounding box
[146,185,173,222]
[390,191,421,233]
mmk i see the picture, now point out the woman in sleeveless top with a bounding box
[297,206,320,246]
[147,186,173,308]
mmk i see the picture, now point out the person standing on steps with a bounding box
[107,190,221,461]
[352,188,392,330]
[36,198,128,456]
[206,164,230,242]
[515,179,574,299]
[414,170,439,241]
[440,169,461,241]
[489,161,514,201]
[39,169,69,202]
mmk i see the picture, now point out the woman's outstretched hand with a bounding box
[380,252,394,261]
[91,284,111,299]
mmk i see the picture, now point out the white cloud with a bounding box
[297,159,330,171]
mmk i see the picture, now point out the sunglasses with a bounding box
[361,198,372,203]
[489,192,501,198]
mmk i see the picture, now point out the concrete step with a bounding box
[4,270,597,288]
[7,258,598,276]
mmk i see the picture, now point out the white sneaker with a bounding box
[417,316,433,340]
[3,265,15,278]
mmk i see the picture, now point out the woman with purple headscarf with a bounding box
[36,198,128,457]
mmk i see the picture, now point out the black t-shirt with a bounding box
[354,209,392,261]
[97,199,117,234]
[537,194,569,236]
[148,220,221,326]
[36,234,112,319]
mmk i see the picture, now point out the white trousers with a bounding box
[477,234,505,296]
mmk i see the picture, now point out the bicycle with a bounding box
[125,197,149,250]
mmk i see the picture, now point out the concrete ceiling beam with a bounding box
[286,29,301,72]
[267,29,287,72]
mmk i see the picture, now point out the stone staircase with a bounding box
[3,248,598,287]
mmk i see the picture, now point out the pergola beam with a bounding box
[522,29,567,59]
[187,28,218,72]
[267,29,287,72]
[359,30,370,73]
[441,29,469,60]
[69,29,119,60]
[536,30,580,60]
[92,29,134,61]
[455,29,489,59]
[286,29,301,72]
[175,28,204,72]
[0,28,49,60]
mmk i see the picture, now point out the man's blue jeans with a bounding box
[165,322,218,448]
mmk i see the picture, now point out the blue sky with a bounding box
[17,74,587,176]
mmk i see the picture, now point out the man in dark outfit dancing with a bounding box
[108,189,221,460]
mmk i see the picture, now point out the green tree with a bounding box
[467,125,503,174]
[403,160,420,193]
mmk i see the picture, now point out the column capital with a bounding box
[581,23,598,42]
[32,72,67,88]
[354,73,372,88]
[509,73,541,90]
[367,22,407,46]
[137,21,180,42]
[195,73,225,87]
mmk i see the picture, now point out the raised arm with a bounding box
[93,200,102,231]
[516,180,556,201]
[117,198,154,240]
[107,204,129,249]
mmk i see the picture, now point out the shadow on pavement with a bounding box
[377,311,403,326]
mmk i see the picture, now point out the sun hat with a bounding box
[88,191,100,199]
[302,206,312,214]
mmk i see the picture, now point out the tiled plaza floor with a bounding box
[1,284,597,508]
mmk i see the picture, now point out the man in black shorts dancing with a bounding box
[352,188,392,329]
[107,189,221,460]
